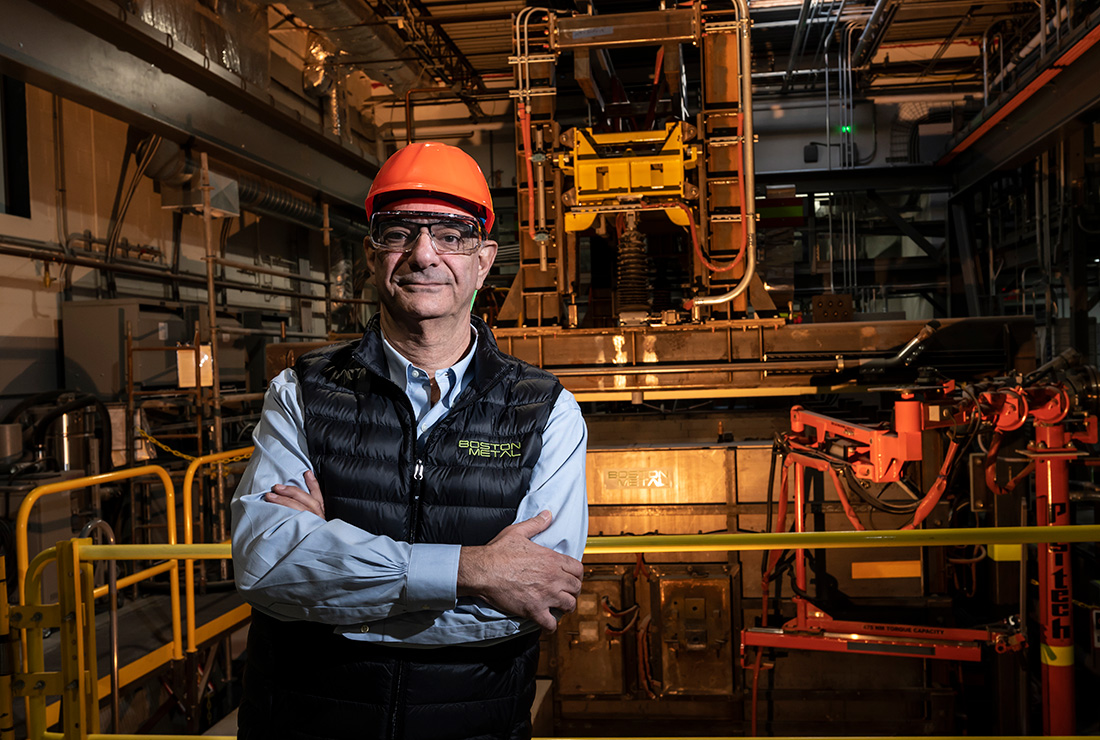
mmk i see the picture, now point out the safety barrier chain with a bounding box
[137,428,252,466]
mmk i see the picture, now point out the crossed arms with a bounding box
[231,369,588,640]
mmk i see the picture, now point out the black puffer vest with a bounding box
[239,316,562,740]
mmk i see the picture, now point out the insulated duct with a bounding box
[237,177,368,240]
[143,136,369,240]
[264,0,427,96]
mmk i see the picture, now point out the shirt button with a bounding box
[411,370,420,378]
[359,624,370,633]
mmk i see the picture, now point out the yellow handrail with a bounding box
[34,735,1092,740]
[91,561,174,599]
[16,465,178,605]
[70,522,1100,563]
[583,523,1100,554]
[16,465,182,664]
[181,447,253,545]
[23,547,55,740]
[180,447,253,653]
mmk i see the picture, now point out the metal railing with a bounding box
[10,450,254,738]
[181,448,254,654]
[7,461,1099,739]
[15,539,239,740]
[16,465,179,616]
[11,524,1100,738]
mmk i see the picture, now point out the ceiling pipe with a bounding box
[780,0,817,93]
[991,4,1069,89]
[263,0,425,96]
[143,136,368,239]
[0,236,323,303]
[851,0,893,67]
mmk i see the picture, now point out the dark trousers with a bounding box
[238,612,540,740]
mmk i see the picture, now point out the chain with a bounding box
[138,428,198,461]
[137,428,253,466]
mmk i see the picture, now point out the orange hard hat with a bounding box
[364,142,495,233]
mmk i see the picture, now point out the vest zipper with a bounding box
[407,458,424,543]
[389,659,407,740]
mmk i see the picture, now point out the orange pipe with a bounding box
[518,102,537,240]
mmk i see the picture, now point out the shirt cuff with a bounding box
[406,543,460,610]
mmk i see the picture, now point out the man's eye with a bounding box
[380,227,412,243]
[434,231,463,244]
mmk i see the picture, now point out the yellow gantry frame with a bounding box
[5,456,1100,739]
[558,121,696,232]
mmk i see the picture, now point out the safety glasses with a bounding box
[368,210,485,255]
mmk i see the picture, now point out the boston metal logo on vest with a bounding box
[458,439,522,458]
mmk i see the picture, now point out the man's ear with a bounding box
[475,240,498,288]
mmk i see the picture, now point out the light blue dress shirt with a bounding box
[231,328,589,646]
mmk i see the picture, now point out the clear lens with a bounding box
[369,211,483,254]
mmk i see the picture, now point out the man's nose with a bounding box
[406,230,440,266]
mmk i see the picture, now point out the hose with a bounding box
[2,389,72,425]
[900,439,961,530]
[27,394,113,473]
[665,200,745,274]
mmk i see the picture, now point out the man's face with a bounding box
[366,198,497,325]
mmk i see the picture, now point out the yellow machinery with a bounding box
[558,122,698,231]
[505,4,757,328]
[485,3,1100,738]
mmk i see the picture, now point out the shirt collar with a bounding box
[380,327,479,407]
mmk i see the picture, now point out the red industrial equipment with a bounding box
[742,348,1099,736]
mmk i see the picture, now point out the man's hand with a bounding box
[265,470,326,519]
[457,511,583,632]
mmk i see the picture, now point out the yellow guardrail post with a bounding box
[79,557,100,736]
[12,546,59,740]
[56,538,90,740]
[181,447,252,654]
[0,555,14,740]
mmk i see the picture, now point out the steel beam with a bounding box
[866,189,940,258]
[949,10,1100,194]
[951,202,983,316]
[0,0,378,207]
[756,165,952,193]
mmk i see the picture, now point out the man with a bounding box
[231,142,588,740]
